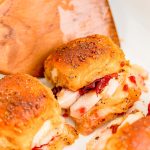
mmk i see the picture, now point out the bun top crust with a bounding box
[105,116,150,150]
[0,73,60,126]
[45,35,125,91]
[0,74,61,149]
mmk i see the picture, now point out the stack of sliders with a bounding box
[0,74,78,150]
[44,34,148,135]
[87,111,150,150]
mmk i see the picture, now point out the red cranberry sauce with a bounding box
[32,136,58,150]
[52,86,62,98]
[79,73,118,95]
[32,143,48,150]
[147,103,150,116]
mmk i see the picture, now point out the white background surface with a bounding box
[64,0,150,149]
[0,1,149,150]
[109,0,150,70]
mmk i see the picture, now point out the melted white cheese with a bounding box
[97,108,114,118]
[119,112,144,129]
[94,129,112,150]
[131,64,148,79]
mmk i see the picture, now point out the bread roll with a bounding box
[0,74,78,149]
[45,35,124,91]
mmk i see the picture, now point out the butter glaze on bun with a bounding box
[45,35,125,91]
[0,74,77,149]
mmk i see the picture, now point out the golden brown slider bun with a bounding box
[0,74,78,150]
[45,34,125,91]
[104,115,150,150]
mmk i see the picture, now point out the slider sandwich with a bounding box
[105,115,150,150]
[0,74,78,150]
[45,35,148,135]
[87,111,144,150]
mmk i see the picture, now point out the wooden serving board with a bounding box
[0,0,119,77]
